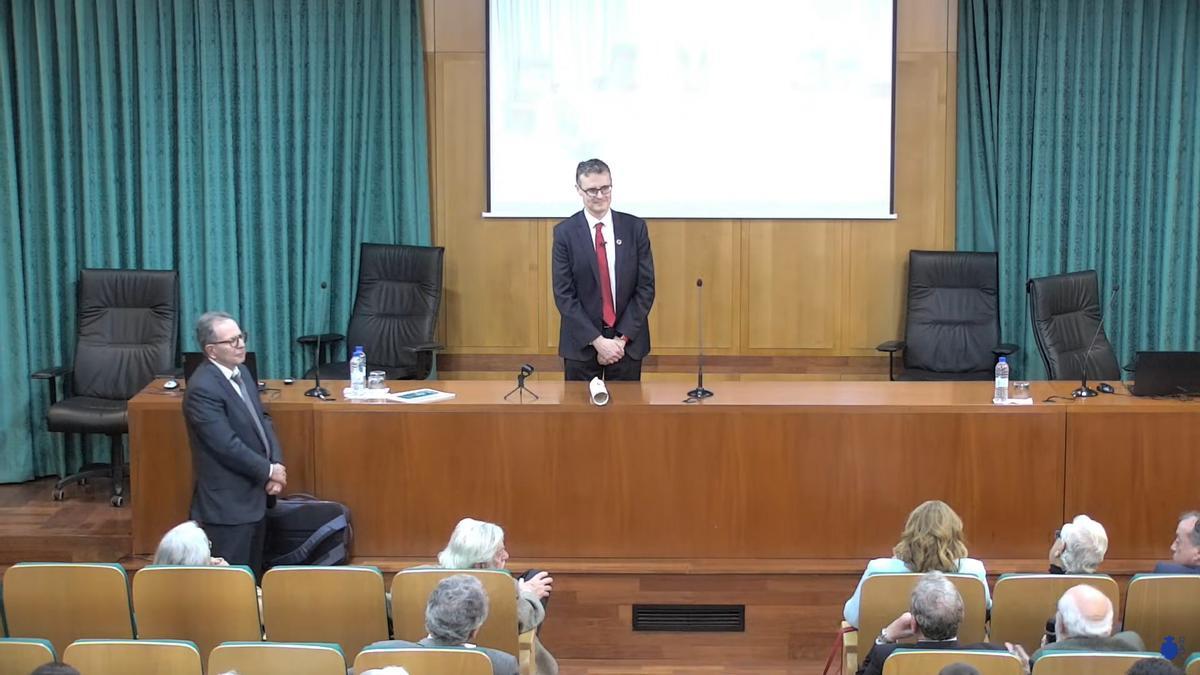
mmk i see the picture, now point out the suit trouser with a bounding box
[203,517,267,580]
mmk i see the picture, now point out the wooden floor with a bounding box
[0,477,834,673]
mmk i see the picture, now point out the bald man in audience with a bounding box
[1154,510,1200,573]
[1023,584,1144,664]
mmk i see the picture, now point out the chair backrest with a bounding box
[346,243,444,375]
[1031,652,1166,675]
[208,642,346,675]
[1187,651,1200,675]
[353,646,493,675]
[903,250,1001,374]
[990,574,1121,653]
[1123,575,1200,667]
[132,566,261,667]
[0,638,57,674]
[261,566,389,657]
[390,569,520,655]
[882,649,1026,675]
[72,268,179,400]
[858,573,988,647]
[1026,270,1120,381]
[3,563,134,655]
[63,639,202,675]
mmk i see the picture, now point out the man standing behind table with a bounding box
[552,158,655,381]
[183,311,286,578]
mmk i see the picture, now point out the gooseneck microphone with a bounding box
[687,277,714,400]
[1073,283,1120,399]
[305,281,332,399]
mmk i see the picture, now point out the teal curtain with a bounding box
[957,0,1200,380]
[0,0,429,483]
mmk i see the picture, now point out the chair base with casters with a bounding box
[51,433,127,507]
[33,372,130,507]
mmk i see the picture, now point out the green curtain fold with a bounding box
[0,0,429,483]
[957,0,1200,380]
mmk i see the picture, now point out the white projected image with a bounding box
[488,0,895,219]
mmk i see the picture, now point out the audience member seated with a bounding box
[154,520,229,566]
[360,668,410,675]
[434,517,557,675]
[1154,510,1200,574]
[844,500,990,627]
[30,665,80,675]
[369,574,518,675]
[1048,514,1108,574]
[1022,584,1144,665]
[856,571,1006,675]
[939,664,981,675]
[1127,658,1183,675]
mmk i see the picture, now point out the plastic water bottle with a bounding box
[350,346,367,394]
[994,356,1010,402]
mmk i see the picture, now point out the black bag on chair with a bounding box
[264,494,352,569]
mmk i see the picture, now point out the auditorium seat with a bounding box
[2,562,135,654]
[1186,652,1200,675]
[390,569,533,669]
[0,637,56,674]
[261,566,389,657]
[63,638,202,675]
[989,574,1121,653]
[882,649,1025,675]
[1031,652,1166,674]
[855,573,988,648]
[208,641,346,675]
[1123,575,1200,668]
[132,566,261,668]
[354,645,493,675]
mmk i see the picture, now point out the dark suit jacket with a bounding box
[552,209,655,361]
[1153,561,1200,574]
[857,639,1007,675]
[367,638,518,675]
[183,359,282,525]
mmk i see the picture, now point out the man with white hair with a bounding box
[1027,584,1144,664]
[1154,510,1200,573]
[1049,514,1108,574]
[857,572,1005,675]
[367,574,518,675]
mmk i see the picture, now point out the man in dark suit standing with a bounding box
[183,311,286,578]
[552,158,655,381]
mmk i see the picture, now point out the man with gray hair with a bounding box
[368,574,518,675]
[857,572,1005,675]
[1025,584,1144,664]
[1154,510,1200,573]
[183,311,286,579]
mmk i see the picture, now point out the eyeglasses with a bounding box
[578,184,612,198]
[209,333,248,347]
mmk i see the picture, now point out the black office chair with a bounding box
[1026,270,1120,381]
[877,250,1019,381]
[299,243,444,381]
[32,269,179,506]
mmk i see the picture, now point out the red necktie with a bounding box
[595,223,617,327]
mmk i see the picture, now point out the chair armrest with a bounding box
[32,365,71,380]
[400,341,444,353]
[296,333,345,346]
[518,628,535,675]
[841,621,859,674]
[876,340,905,353]
[993,343,1020,356]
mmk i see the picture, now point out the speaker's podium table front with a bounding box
[129,380,1200,564]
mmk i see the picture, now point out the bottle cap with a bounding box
[355,345,364,352]
[998,356,1006,362]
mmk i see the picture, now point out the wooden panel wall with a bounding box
[422,0,957,375]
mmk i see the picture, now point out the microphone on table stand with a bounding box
[687,277,714,400]
[305,281,332,399]
[1073,283,1120,399]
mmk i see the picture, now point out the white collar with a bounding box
[584,209,612,230]
[209,358,240,382]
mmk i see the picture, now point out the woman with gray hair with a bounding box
[433,517,557,675]
[1049,514,1109,574]
[153,520,228,566]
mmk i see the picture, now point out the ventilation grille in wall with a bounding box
[631,604,745,632]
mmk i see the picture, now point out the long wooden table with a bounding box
[129,380,1200,564]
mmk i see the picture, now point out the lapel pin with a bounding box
[615,239,623,246]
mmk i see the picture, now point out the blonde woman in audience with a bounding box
[153,520,229,566]
[433,517,557,675]
[843,500,989,627]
